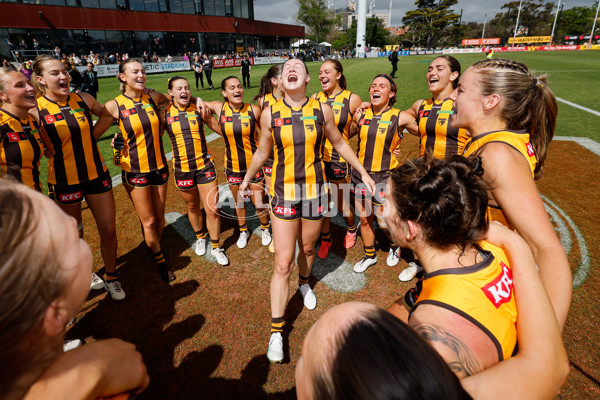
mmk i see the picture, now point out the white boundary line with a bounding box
[556,97,600,118]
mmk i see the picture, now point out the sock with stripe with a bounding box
[347,224,357,233]
[298,273,310,286]
[211,239,220,249]
[239,225,248,233]
[320,231,331,243]
[271,317,286,333]
[261,222,271,231]
[105,270,119,282]
[195,230,207,240]
[364,245,376,259]
[152,250,175,282]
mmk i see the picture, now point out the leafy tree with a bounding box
[484,1,556,43]
[297,0,340,44]
[345,16,391,48]
[402,0,460,48]
[556,5,597,39]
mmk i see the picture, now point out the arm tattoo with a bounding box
[413,323,481,377]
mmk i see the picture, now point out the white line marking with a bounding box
[556,97,600,118]
[554,136,600,157]
[542,195,590,289]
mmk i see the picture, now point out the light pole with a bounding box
[588,1,600,49]
[512,0,523,48]
[550,0,561,45]
[482,14,488,40]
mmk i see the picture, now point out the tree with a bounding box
[297,0,340,44]
[345,17,392,48]
[402,0,460,48]
[556,5,597,39]
[484,1,556,43]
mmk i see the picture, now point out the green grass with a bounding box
[39,50,600,191]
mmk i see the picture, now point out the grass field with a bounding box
[64,50,600,399]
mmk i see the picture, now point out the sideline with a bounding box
[556,97,600,118]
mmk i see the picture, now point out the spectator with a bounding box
[143,51,150,63]
[32,38,39,51]
[54,46,61,59]
[165,54,173,62]
[19,60,33,79]
[240,54,251,88]
[81,62,99,99]
[389,46,399,78]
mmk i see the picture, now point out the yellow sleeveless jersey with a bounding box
[0,109,43,191]
[356,107,403,173]
[262,93,279,168]
[270,98,326,201]
[463,130,537,228]
[417,97,468,158]
[414,240,518,361]
[37,94,107,185]
[114,93,166,173]
[219,102,258,173]
[315,89,352,164]
[164,104,213,173]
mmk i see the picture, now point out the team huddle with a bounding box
[0,54,571,399]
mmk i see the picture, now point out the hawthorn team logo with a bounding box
[77,116,86,123]
[437,118,447,126]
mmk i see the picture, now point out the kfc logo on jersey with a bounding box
[205,171,215,178]
[264,166,272,174]
[44,113,65,124]
[274,118,284,127]
[274,206,296,216]
[482,263,514,308]
[228,176,243,184]
[177,179,194,187]
[121,108,138,119]
[162,173,168,180]
[129,177,148,185]
[254,172,263,179]
[351,187,367,196]
[102,180,111,188]
[221,116,234,123]
[7,132,22,142]
[526,142,535,157]
[59,191,82,202]
[358,119,371,126]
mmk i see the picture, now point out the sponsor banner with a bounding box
[508,35,551,44]
[415,49,443,55]
[491,45,581,52]
[443,47,486,54]
[564,34,600,41]
[252,56,288,65]
[212,58,256,69]
[380,50,411,57]
[76,61,191,78]
[461,38,501,46]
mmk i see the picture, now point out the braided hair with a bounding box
[469,58,557,179]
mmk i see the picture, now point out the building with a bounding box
[0,0,304,59]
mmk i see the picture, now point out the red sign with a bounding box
[461,38,501,46]
[212,58,255,69]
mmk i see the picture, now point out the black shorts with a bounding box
[123,167,169,188]
[174,165,217,190]
[270,193,327,221]
[324,161,349,182]
[48,170,112,205]
[226,169,264,186]
[351,169,390,206]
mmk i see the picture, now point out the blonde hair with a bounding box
[117,59,144,93]
[0,67,20,106]
[470,58,557,179]
[31,54,60,96]
[0,179,66,391]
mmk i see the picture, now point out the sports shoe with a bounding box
[237,231,250,249]
[194,237,207,256]
[299,283,317,310]
[387,247,400,267]
[344,230,358,249]
[212,247,230,266]
[317,240,331,259]
[63,339,83,352]
[90,272,104,290]
[267,332,284,363]
[261,229,272,246]
[105,280,126,301]
[353,256,377,273]
[398,261,424,282]
[268,241,275,253]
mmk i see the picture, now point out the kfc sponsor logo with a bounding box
[334,169,342,175]
[44,114,64,124]
[129,177,148,185]
[275,118,284,127]
[264,166,272,174]
[358,118,372,126]
[526,142,535,157]
[59,191,82,202]
[102,180,111,188]
[274,206,296,216]
[351,187,367,196]
[177,179,194,187]
[254,172,263,179]
[162,173,168,180]
[316,206,323,213]
[378,190,386,198]
[168,117,175,124]
[228,176,243,184]
[7,132,21,142]
[205,171,215,178]
[482,263,514,308]
[121,110,131,118]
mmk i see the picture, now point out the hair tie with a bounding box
[529,77,537,89]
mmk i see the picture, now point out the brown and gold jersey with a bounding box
[164,104,213,173]
[356,107,403,173]
[0,109,43,191]
[270,98,326,201]
[414,240,518,362]
[219,102,258,173]
[315,89,353,164]
[114,93,166,173]
[417,97,469,159]
[463,130,537,228]
[37,93,107,185]
[261,93,279,168]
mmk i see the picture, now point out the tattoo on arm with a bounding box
[413,323,481,378]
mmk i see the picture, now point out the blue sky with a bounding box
[254,0,597,28]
